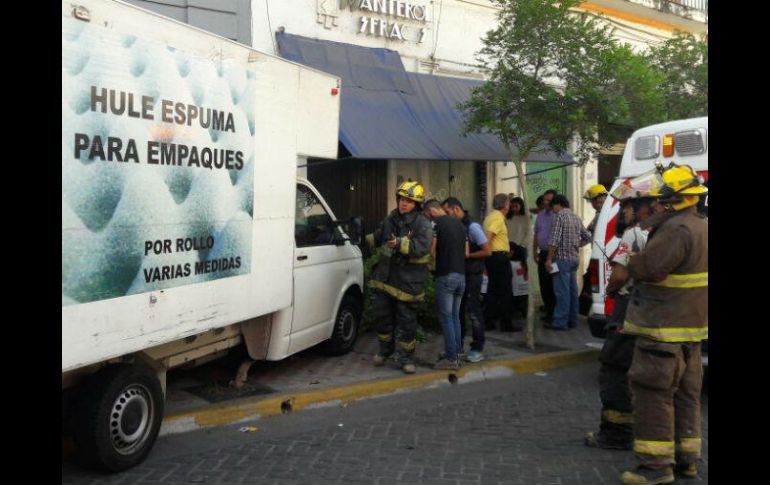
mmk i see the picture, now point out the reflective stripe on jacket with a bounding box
[369,209,433,300]
[624,207,708,343]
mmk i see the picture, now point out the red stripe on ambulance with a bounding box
[605,213,618,245]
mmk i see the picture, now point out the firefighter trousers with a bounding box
[628,338,703,470]
[597,329,636,446]
[372,290,419,365]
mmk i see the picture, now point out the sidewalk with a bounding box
[161,315,604,435]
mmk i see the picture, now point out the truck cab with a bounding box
[269,178,364,360]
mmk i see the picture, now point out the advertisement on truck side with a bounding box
[62,16,256,305]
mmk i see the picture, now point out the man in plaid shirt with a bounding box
[544,194,592,330]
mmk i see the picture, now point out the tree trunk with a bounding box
[507,148,537,350]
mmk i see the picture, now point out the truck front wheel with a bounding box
[323,295,361,355]
[73,363,164,472]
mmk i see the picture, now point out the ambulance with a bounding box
[587,117,708,355]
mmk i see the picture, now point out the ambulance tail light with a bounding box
[589,258,600,293]
[605,296,616,317]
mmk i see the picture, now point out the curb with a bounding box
[159,348,599,436]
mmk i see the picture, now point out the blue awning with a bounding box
[276,32,574,163]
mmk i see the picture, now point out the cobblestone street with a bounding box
[62,362,708,484]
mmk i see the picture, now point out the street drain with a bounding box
[448,373,458,384]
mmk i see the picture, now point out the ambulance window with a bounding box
[634,135,659,160]
[295,184,336,247]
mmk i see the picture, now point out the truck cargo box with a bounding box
[62,0,340,372]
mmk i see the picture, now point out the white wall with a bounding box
[493,162,521,198]
[297,156,308,179]
[251,0,498,76]
[250,1,692,74]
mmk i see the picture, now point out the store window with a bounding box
[524,162,567,209]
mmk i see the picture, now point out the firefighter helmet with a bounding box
[651,163,707,211]
[396,181,425,203]
[583,184,608,200]
[610,171,661,201]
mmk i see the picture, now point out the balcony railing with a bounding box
[667,0,708,12]
[626,0,708,22]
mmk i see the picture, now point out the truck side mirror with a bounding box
[333,217,363,246]
[345,217,363,246]
[340,217,364,246]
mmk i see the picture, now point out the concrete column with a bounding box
[495,161,523,197]
[485,161,495,214]
[419,160,431,194]
[387,159,397,210]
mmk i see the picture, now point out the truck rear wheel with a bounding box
[323,295,361,356]
[73,364,164,472]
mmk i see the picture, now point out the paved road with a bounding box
[62,362,708,484]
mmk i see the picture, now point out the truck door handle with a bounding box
[297,255,308,261]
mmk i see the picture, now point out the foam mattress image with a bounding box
[62,16,256,306]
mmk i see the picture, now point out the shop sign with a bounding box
[318,0,430,43]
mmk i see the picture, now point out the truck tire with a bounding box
[323,295,361,356]
[73,364,164,472]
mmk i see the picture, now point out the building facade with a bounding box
[125,0,707,261]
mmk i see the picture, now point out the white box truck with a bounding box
[62,0,364,471]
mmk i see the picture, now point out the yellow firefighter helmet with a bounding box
[583,184,609,200]
[396,181,425,203]
[651,163,708,211]
[611,162,706,212]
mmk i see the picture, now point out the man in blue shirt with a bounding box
[442,197,491,363]
[533,189,557,322]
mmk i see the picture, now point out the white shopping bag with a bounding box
[511,261,529,296]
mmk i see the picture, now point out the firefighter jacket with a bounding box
[368,209,433,302]
[624,206,708,342]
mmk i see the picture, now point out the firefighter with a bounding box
[583,183,609,234]
[579,183,608,315]
[620,163,708,485]
[367,181,433,374]
[584,178,656,451]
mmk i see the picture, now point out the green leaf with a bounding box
[461,0,692,200]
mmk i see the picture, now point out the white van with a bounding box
[587,117,708,341]
[62,0,363,471]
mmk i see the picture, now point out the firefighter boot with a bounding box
[584,431,632,450]
[375,331,395,367]
[396,338,417,374]
[621,466,674,485]
[675,462,698,479]
[389,350,416,373]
